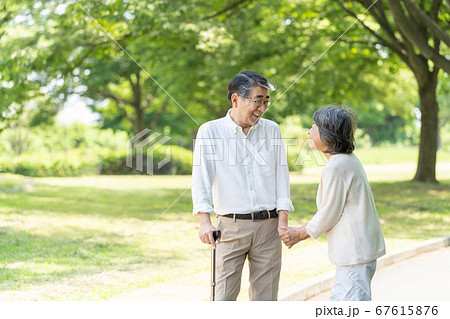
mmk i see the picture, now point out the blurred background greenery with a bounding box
[1,0,449,181]
[0,0,449,300]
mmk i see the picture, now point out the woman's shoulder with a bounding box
[326,153,363,174]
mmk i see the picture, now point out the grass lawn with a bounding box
[1,157,449,300]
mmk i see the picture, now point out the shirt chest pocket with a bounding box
[256,150,276,177]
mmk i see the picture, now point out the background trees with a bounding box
[1,0,448,181]
[336,0,449,182]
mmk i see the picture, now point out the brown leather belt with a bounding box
[222,209,278,221]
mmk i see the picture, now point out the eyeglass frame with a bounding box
[245,97,271,108]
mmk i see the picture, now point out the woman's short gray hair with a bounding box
[227,70,276,101]
[313,105,358,155]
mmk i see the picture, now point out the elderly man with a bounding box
[192,70,294,301]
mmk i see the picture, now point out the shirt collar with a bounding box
[225,109,239,134]
[225,108,261,135]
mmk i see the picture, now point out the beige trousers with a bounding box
[214,215,282,301]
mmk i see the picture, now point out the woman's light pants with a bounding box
[330,260,377,301]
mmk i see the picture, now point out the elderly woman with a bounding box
[280,105,385,301]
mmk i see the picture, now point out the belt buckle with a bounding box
[251,212,261,222]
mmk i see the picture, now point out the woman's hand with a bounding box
[279,226,309,249]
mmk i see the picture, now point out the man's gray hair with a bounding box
[227,70,276,101]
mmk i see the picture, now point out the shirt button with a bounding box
[249,186,253,190]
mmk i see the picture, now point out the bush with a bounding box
[287,149,304,172]
[0,123,129,177]
[0,124,129,157]
[99,144,193,175]
[0,144,193,177]
[0,153,99,177]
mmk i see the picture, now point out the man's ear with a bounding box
[231,93,239,108]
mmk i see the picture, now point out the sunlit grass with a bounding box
[1,162,449,300]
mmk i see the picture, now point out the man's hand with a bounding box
[279,225,309,249]
[277,210,288,236]
[198,213,220,249]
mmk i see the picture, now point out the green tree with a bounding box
[2,0,444,166]
[336,0,450,182]
[1,0,209,137]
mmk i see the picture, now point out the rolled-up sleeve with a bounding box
[306,166,347,239]
[274,126,294,212]
[192,125,215,216]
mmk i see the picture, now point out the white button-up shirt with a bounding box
[192,109,294,216]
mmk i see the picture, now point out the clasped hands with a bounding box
[278,224,309,249]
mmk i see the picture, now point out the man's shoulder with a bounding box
[197,116,228,137]
[199,117,226,130]
[260,117,278,126]
[259,118,281,131]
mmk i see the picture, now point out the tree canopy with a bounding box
[1,0,448,181]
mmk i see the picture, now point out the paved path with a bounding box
[114,246,450,301]
[307,246,450,301]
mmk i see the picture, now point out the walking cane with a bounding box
[210,230,221,301]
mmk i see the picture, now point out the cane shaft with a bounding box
[210,230,221,301]
[210,246,216,301]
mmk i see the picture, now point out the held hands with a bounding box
[279,226,309,249]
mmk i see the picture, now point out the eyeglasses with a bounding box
[246,97,271,108]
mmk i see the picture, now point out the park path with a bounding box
[114,246,450,301]
[307,246,450,301]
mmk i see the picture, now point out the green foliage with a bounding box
[1,0,424,141]
[438,73,450,151]
[357,101,418,146]
[0,123,127,177]
[2,0,447,181]
[0,121,128,156]
[0,151,99,177]
[0,121,196,176]
[286,149,304,172]
[99,144,193,175]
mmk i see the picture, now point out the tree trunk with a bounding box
[131,71,145,135]
[413,70,439,183]
[133,106,145,134]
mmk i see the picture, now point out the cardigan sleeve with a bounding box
[306,165,348,239]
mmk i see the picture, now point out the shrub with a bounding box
[99,144,193,175]
[287,148,305,172]
[0,153,99,177]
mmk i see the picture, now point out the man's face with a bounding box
[233,86,270,127]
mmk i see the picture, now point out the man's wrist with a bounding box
[198,212,213,227]
[277,210,288,226]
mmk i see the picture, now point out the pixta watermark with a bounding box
[126,129,172,175]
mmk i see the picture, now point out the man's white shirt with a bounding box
[192,109,294,216]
